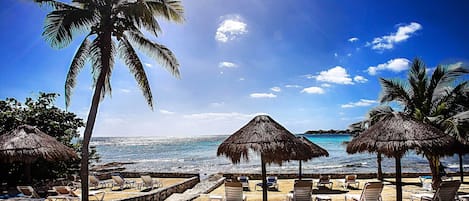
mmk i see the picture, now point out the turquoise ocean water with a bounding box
[91,134,468,175]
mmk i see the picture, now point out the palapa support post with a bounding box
[395,157,402,201]
[299,161,302,180]
[261,154,267,201]
[459,153,464,182]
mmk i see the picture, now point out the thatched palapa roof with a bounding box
[346,113,454,158]
[295,136,329,160]
[217,115,319,165]
[0,124,78,163]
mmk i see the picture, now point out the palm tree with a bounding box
[349,105,395,181]
[34,0,184,200]
[379,58,469,189]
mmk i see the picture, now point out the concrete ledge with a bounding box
[222,172,468,180]
[96,172,199,180]
[115,176,200,201]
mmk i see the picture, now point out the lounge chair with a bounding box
[338,175,360,190]
[410,180,461,201]
[316,175,333,189]
[344,182,383,201]
[89,175,110,189]
[255,176,279,191]
[111,175,136,190]
[237,176,250,191]
[286,180,313,201]
[47,186,105,201]
[17,186,41,198]
[138,175,162,190]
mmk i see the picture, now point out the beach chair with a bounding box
[225,181,247,201]
[89,175,110,189]
[344,182,383,201]
[286,180,313,201]
[410,180,461,201]
[316,175,333,189]
[48,186,105,201]
[138,175,162,190]
[111,175,136,190]
[255,176,279,191]
[237,176,250,191]
[338,175,360,190]
[17,186,41,198]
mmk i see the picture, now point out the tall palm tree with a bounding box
[34,0,184,200]
[379,58,469,189]
[349,105,395,181]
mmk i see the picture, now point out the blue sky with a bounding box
[1,0,469,137]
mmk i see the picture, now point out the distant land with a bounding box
[304,129,353,134]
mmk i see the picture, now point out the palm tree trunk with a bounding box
[377,153,383,181]
[459,153,464,183]
[80,75,105,201]
[426,154,441,190]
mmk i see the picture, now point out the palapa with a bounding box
[346,112,454,201]
[295,136,328,180]
[217,115,321,201]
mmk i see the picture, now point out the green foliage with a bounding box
[0,92,99,184]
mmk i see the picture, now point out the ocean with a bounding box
[91,134,468,175]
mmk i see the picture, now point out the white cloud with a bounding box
[368,22,422,50]
[120,89,131,93]
[159,109,175,115]
[301,86,325,94]
[347,53,352,57]
[270,87,281,92]
[341,99,377,108]
[210,102,225,107]
[285,84,302,88]
[353,75,368,83]
[334,53,338,57]
[183,112,267,120]
[367,58,411,75]
[144,63,153,68]
[215,15,248,43]
[348,37,359,42]
[219,61,238,68]
[316,66,353,85]
[321,83,332,88]
[239,77,245,81]
[303,74,315,79]
[250,93,277,98]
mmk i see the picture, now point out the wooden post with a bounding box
[261,154,267,201]
[395,157,402,201]
[299,161,302,180]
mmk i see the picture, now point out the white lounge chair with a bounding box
[47,186,105,201]
[338,175,360,190]
[237,176,250,191]
[316,175,333,189]
[17,186,41,198]
[139,175,162,190]
[410,180,461,201]
[111,175,135,190]
[209,182,247,201]
[89,175,110,189]
[286,180,312,201]
[344,182,383,201]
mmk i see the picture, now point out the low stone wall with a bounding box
[116,176,200,201]
[223,172,468,180]
[96,172,199,180]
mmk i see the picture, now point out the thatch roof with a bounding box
[0,124,78,163]
[295,136,329,160]
[217,115,320,165]
[346,113,454,158]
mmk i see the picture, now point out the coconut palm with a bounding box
[34,0,184,200]
[349,105,395,181]
[379,58,469,189]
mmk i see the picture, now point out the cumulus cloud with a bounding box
[353,75,368,83]
[159,109,175,115]
[250,93,277,98]
[285,84,302,88]
[321,83,332,88]
[368,22,422,50]
[270,87,281,92]
[367,58,411,75]
[348,37,359,42]
[219,61,238,68]
[183,112,267,120]
[341,99,377,108]
[301,86,325,94]
[316,66,353,85]
[215,15,248,42]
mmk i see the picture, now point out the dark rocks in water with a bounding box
[90,162,135,173]
[304,129,351,134]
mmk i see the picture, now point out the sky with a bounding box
[1,0,469,137]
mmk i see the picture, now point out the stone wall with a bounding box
[116,176,200,201]
[96,172,199,180]
[222,172,468,180]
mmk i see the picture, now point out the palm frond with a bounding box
[118,36,154,109]
[115,1,161,37]
[88,35,116,101]
[408,58,428,113]
[379,78,411,109]
[443,111,469,143]
[146,0,185,23]
[34,0,78,10]
[126,30,180,77]
[367,105,395,124]
[65,37,91,108]
[43,8,96,48]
